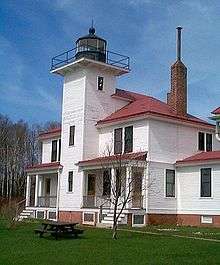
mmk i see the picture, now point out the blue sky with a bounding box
[0,0,220,124]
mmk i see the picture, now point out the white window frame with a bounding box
[201,215,213,224]
[164,169,176,199]
[132,214,146,227]
[198,131,213,152]
[67,171,74,193]
[200,168,213,199]
[97,76,104,91]
[113,125,134,155]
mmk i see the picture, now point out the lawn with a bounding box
[1,221,220,265]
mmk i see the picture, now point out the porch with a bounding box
[81,165,146,210]
[25,162,62,209]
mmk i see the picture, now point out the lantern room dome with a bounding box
[75,26,107,63]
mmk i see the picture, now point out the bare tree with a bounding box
[98,145,151,239]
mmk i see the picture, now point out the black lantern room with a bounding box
[75,26,107,63]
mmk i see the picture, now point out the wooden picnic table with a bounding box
[35,220,84,240]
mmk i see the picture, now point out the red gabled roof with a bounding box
[39,127,61,140]
[26,162,62,172]
[77,151,147,166]
[212,107,220,115]
[176,151,220,166]
[97,89,214,129]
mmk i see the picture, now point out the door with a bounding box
[87,174,96,207]
[132,171,143,208]
[45,178,51,207]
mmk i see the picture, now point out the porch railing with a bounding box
[38,196,57,208]
[131,195,144,209]
[82,196,111,208]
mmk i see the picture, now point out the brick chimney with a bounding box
[167,27,187,116]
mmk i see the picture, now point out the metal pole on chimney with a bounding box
[176,26,182,61]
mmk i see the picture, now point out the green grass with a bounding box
[1,221,220,265]
[127,224,220,240]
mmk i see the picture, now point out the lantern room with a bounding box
[75,26,107,63]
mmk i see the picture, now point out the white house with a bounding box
[22,26,220,227]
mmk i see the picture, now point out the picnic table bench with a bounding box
[35,221,84,240]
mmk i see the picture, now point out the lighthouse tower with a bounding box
[51,26,130,213]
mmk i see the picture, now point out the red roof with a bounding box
[26,162,62,172]
[39,127,61,140]
[77,151,147,166]
[176,151,220,165]
[97,89,214,128]
[212,107,220,115]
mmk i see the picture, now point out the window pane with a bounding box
[51,140,57,162]
[97,76,104,91]
[201,168,211,197]
[206,134,212,152]
[69,126,75,146]
[198,132,205,151]
[58,139,61,161]
[114,128,122,154]
[166,169,175,197]
[124,126,133,153]
[68,172,73,192]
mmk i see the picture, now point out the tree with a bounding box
[98,145,150,239]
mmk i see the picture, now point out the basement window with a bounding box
[201,215,213,224]
[133,214,145,226]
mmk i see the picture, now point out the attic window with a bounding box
[97,76,104,91]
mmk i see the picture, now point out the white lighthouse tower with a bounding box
[51,26,130,215]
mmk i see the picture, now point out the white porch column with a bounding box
[56,170,61,220]
[110,167,115,208]
[34,174,39,207]
[143,165,148,211]
[38,176,43,197]
[125,166,132,209]
[25,175,31,207]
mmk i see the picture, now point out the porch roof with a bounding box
[26,162,63,173]
[77,151,147,167]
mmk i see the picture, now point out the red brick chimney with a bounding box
[167,27,187,116]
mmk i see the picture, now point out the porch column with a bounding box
[34,174,39,207]
[143,165,148,211]
[38,176,43,197]
[25,175,31,207]
[56,170,61,220]
[125,166,132,208]
[110,167,115,208]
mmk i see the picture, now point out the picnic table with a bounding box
[35,221,84,240]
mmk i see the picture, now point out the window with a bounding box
[124,126,133,153]
[198,132,205,151]
[97,76,104,91]
[201,215,213,224]
[69,126,75,146]
[103,170,111,196]
[201,168,211,197]
[165,169,175,197]
[198,132,213,152]
[51,140,57,162]
[133,215,145,225]
[206,133,212,152]
[58,139,61,161]
[68,171,73,192]
[114,128,123,154]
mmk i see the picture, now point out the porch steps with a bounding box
[17,209,34,221]
[100,209,127,227]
